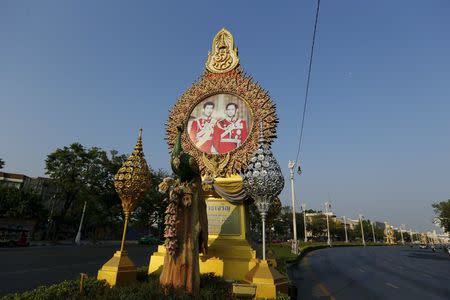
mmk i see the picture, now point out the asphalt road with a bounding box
[288,245,450,300]
[0,243,157,296]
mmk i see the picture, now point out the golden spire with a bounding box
[133,128,143,156]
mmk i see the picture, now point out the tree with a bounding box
[353,220,372,242]
[432,199,450,233]
[0,158,4,169]
[308,214,327,240]
[133,168,171,237]
[0,185,47,220]
[45,144,127,239]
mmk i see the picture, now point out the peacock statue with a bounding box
[171,124,200,182]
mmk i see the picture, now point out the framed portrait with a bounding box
[187,93,253,155]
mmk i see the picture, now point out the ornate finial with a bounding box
[206,28,240,74]
[133,128,143,155]
[114,128,151,213]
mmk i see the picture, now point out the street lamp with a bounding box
[400,224,405,245]
[75,201,87,245]
[288,161,298,254]
[359,214,366,246]
[325,202,331,246]
[243,124,284,260]
[371,221,376,243]
[301,203,307,243]
[343,216,348,243]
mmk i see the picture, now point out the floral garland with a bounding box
[158,177,194,257]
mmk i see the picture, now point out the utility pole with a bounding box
[343,216,348,243]
[359,214,366,246]
[410,228,414,244]
[325,202,331,247]
[75,201,87,245]
[46,194,57,240]
[400,224,405,245]
[288,161,298,254]
[301,203,307,242]
[371,221,376,243]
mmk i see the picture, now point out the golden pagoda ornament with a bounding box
[384,223,396,245]
[97,129,151,286]
[205,28,239,74]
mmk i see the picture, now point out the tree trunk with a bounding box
[159,180,208,294]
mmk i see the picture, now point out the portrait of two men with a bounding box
[188,93,251,154]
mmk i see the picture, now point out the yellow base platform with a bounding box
[97,250,137,286]
[243,260,289,299]
[148,238,259,281]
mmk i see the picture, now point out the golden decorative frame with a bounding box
[166,67,278,177]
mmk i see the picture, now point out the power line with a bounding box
[295,0,321,170]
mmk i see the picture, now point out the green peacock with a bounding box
[171,124,200,181]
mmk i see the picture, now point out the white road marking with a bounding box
[385,282,399,289]
[359,268,365,272]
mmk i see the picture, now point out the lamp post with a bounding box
[343,216,348,243]
[301,203,307,243]
[288,161,298,254]
[400,224,405,245]
[75,201,87,245]
[325,202,331,246]
[371,221,376,243]
[243,124,284,261]
[359,214,366,246]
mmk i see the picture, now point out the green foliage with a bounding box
[0,158,4,169]
[0,185,47,219]
[1,272,234,300]
[44,143,173,241]
[308,214,327,239]
[133,169,170,237]
[45,144,130,239]
[432,199,450,233]
[276,292,290,300]
[45,144,127,218]
[353,220,372,242]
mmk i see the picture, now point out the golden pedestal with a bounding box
[97,250,137,286]
[149,238,259,280]
[149,182,259,281]
[243,260,289,299]
[148,197,258,280]
[149,174,290,296]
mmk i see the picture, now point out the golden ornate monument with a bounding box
[98,129,151,286]
[148,28,287,298]
[384,223,396,245]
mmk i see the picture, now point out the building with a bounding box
[0,172,31,189]
[0,171,60,210]
[335,217,359,230]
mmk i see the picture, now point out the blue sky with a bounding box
[1,1,449,232]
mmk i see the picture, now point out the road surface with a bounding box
[288,245,450,300]
[0,243,156,296]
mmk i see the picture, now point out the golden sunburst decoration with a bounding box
[166,70,278,177]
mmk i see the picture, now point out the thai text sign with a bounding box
[207,199,241,235]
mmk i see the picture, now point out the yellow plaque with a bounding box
[207,199,241,235]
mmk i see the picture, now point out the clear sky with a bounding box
[1,1,449,232]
